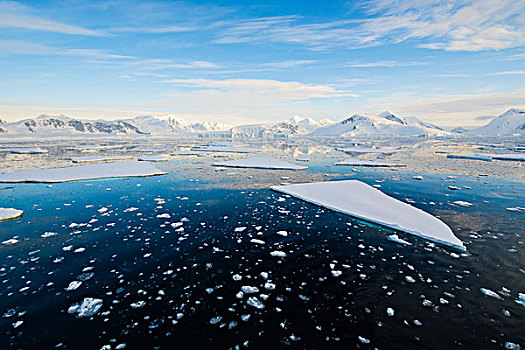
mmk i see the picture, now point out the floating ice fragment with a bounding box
[66,281,82,291]
[68,298,103,318]
[250,239,265,245]
[246,297,265,309]
[480,288,503,300]
[270,251,287,258]
[276,230,288,237]
[453,201,472,207]
[2,238,18,245]
[0,208,23,222]
[387,234,412,245]
[241,286,260,294]
[130,301,146,309]
[386,307,395,316]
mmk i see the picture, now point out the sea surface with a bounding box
[0,160,524,349]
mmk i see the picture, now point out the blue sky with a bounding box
[0,0,524,126]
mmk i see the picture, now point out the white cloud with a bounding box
[0,39,134,60]
[213,0,525,51]
[488,70,525,76]
[0,1,107,36]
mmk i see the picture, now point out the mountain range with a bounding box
[0,109,522,138]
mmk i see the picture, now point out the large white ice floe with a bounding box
[192,146,260,153]
[335,147,408,154]
[138,155,170,162]
[70,155,133,163]
[0,147,48,154]
[334,159,406,167]
[271,180,466,251]
[475,153,525,161]
[68,297,103,318]
[447,154,492,161]
[213,157,308,170]
[0,208,23,222]
[0,161,167,183]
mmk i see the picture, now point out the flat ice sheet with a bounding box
[0,208,23,222]
[171,151,209,156]
[0,147,48,154]
[475,153,525,161]
[335,159,406,167]
[271,180,465,251]
[138,155,170,162]
[0,161,167,183]
[213,157,307,170]
[71,156,133,163]
[336,147,407,154]
[447,154,492,161]
[192,146,260,153]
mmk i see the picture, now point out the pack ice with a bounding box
[271,180,466,251]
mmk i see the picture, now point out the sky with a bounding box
[0,0,524,126]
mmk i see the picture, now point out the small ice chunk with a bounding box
[270,251,287,258]
[68,298,103,318]
[387,234,412,245]
[480,288,503,300]
[241,286,260,294]
[66,281,83,291]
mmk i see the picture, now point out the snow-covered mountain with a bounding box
[206,116,336,138]
[465,108,524,136]
[451,127,468,134]
[123,115,230,135]
[0,114,231,136]
[3,115,147,136]
[309,111,448,137]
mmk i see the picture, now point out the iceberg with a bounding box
[271,180,465,251]
[213,157,307,170]
[447,154,492,161]
[0,161,167,183]
[335,159,406,167]
[0,147,48,154]
[0,208,23,222]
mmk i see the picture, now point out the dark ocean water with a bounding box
[0,170,524,349]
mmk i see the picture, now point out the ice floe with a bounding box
[213,157,307,170]
[0,208,23,222]
[271,180,466,251]
[336,147,407,154]
[335,159,406,167]
[475,153,525,161]
[68,297,103,318]
[0,161,167,183]
[138,155,170,162]
[0,147,48,154]
[71,155,133,163]
[447,154,492,161]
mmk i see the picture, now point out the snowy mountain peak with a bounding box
[310,112,449,137]
[466,108,525,136]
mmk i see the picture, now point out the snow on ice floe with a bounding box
[171,150,210,156]
[68,297,103,318]
[475,153,525,161]
[0,147,48,154]
[192,146,260,153]
[334,159,406,167]
[138,155,170,162]
[0,161,167,183]
[70,155,133,163]
[447,154,492,161]
[271,180,466,251]
[387,234,412,245]
[212,157,307,170]
[336,147,407,154]
[0,208,23,222]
